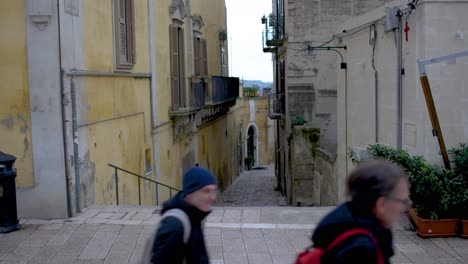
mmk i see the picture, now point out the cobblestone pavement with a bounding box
[215,165,286,206]
[1,206,467,264]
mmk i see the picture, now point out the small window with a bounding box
[114,0,135,71]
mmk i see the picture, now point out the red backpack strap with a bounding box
[325,228,384,264]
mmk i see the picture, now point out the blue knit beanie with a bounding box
[182,166,217,197]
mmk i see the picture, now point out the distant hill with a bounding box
[242,80,273,90]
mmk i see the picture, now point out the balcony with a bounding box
[262,14,285,53]
[205,76,239,105]
[169,76,239,118]
[268,93,285,119]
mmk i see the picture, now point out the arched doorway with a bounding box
[246,125,257,169]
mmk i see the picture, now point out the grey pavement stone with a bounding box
[48,253,77,264]
[271,254,296,264]
[241,209,260,223]
[103,225,140,264]
[244,238,269,254]
[210,260,224,264]
[242,229,263,239]
[128,228,152,264]
[130,213,152,221]
[205,228,221,236]
[47,224,79,246]
[247,253,273,264]
[97,225,122,233]
[3,246,41,263]
[28,245,62,264]
[223,251,247,264]
[58,224,99,257]
[84,219,108,225]
[78,231,119,259]
[74,259,104,264]
[222,210,242,223]
[222,237,245,253]
[38,224,63,230]
[207,246,223,260]
[206,235,222,247]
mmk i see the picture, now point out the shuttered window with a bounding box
[193,37,207,76]
[114,0,135,70]
[170,24,186,110]
[200,39,208,76]
[193,37,200,75]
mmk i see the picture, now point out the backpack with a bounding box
[140,208,191,264]
[294,228,384,264]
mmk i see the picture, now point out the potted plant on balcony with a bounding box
[245,156,255,170]
[449,143,468,237]
[349,144,467,238]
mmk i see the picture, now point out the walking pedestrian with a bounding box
[299,159,410,264]
[145,166,217,264]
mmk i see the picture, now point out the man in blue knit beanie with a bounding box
[149,166,218,263]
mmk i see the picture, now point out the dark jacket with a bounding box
[311,202,394,264]
[151,193,210,264]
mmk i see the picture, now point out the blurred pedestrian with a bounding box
[298,159,410,264]
[142,166,217,264]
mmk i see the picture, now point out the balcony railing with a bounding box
[189,77,206,110]
[170,76,239,116]
[262,14,285,52]
[268,93,285,119]
[205,76,240,105]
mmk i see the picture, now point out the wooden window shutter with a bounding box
[118,0,128,64]
[170,25,180,109]
[114,0,134,70]
[193,37,200,75]
[201,39,208,76]
[178,28,186,108]
[126,0,135,64]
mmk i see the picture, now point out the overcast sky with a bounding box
[226,0,273,82]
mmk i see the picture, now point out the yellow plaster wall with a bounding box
[82,0,150,72]
[193,0,228,76]
[86,77,154,205]
[0,1,34,187]
[80,0,154,205]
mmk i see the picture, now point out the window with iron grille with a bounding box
[113,0,135,71]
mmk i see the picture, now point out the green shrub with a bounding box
[350,144,468,220]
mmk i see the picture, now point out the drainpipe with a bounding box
[148,0,160,204]
[57,0,72,217]
[70,78,81,212]
[396,11,403,149]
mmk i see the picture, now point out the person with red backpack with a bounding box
[296,159,411,264]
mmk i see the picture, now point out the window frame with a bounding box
[113,0,136,71]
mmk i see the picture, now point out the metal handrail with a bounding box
[108,164,180,206]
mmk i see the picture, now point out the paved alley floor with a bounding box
[1,165,467,263]
[1,205,467,264]
[215,165,286,206]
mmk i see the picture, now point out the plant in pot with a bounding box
[449,143,468,237]
[245,156,255,170]
[351,144,466,237]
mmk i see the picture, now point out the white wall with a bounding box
[18,0,68,219]
[337,0,468,197]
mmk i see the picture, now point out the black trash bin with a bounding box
[0,151,20,233]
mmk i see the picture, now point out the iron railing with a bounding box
[108,164,180,206]
[189,77,206,109]
[262,13,285,52]
[267,93,285,119]
[205,76,240,104]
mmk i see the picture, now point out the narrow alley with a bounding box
[215,166,286,206]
